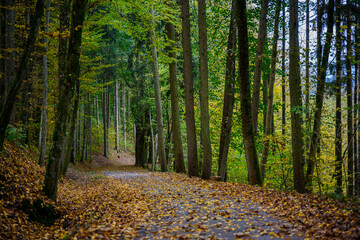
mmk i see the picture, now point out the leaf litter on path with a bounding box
[104,171,304,239]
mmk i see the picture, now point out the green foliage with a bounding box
[5,126,26,149]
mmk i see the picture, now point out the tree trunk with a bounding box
[289,0,305,193]
[251,0,269,137]
[135,111,149,168]
[102,82,108,158]
[0,1,5,107]
[356,13,360,197]
[260,0,281,180]
[150,6,167,172]
[218,0,236,182]
[43,0,87,201]
[180,0,198,177]
[114,79,119,152]
[150,110,155,171]
[198,0,212,179]
[334,0,342,195]
[346,0,353,197]
[123,83,126,151]
[282,4,286,136]
[0,0,45,150]
[4,0,15,102]
[95,95,99,126]
[62,81,80,175]
[39,0,51,166]
[58,0,70,92]
[81,97,90,163]
[166,17,185,173]
[305,0,334,192]
[236,0,262,186]
[305,0,310,150]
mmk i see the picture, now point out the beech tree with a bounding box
[305,0,334,192]
[218,0,236,182]
[236,0,262,186]
[180,0,198,177]
[44,0,88,201]
[289,0,305,193]
[166,11,185,173]
[198,0,212,180]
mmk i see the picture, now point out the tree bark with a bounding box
[102,82,108,158]
[58,0,70,92]
[346,0,353,197]
[334,0,342,195]
[0,0,45,150]
[123,83,126,151]
[166,16,185,173]
[236,0,263,186]
[150,6,167,172]
[62,80,80,175]
[218,0,236,182]
[282,4,286,136]
[4,0,15,102]
[305,0,334,192]
[251,0,269,137]
[305,0,310,150]
[39,0,51,166]
[198,0,212,179]
[356,13,360,197]
[114,79,119,152]
[180,0,198,177]
[289,0,305,193]
[43,0,87,201]
[260,0,281,180]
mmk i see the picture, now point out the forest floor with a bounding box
[1,141,360,239]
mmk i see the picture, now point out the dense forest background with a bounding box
[1,0,360,201]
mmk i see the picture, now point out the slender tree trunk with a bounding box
[260,0,281,180]
[123,84,126,151]
[346,0,353,197]
[198,0,212,179]
[62,81,80,175]
[43,0,87,201]
[102,82,108,158]
[305,0,310,150]
[58,0,70,92]
[289,0,305,193]
[282,4,286,135]
[356,14,360,197]
[334,0,342,195]
[39,0,51,166]
[236,0,262,186]
[149,110,155,171]
[4,0,15,102]
[180,0,198,177]
[114,79,119,152]
[251,0,269,137]
[166,16,185,173]
[305,0,334,192]
[0,0,45,150]
[218,0,236,182]
[150,6,167,172]
[76,105,81,155]
[81,103,87,163]
[95,95,99,126]
[0,1,5,107]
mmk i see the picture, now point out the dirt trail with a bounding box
[103,169,304,239]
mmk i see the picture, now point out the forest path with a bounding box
[103,169,304,239]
